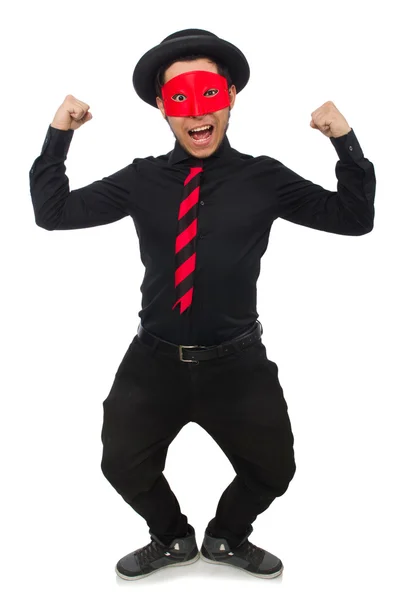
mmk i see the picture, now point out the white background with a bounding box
[1,0,396,598]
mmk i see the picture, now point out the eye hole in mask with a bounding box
[171,89,219,102]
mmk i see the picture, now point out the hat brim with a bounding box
[132,34,250,108]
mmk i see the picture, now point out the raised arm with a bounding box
[271,102,376,236]
[29,95,136,231]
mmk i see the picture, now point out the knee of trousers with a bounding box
[100,455,159,498]
[273,455,297,497]
[252,451,296,498]
[275,459,296,496]
[243,451,297,500]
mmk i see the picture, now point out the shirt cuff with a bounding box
[41,124,74,159]
[329,128,364,162]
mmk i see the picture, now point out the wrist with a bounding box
[50,122,71,131]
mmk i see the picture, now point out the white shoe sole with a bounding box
[115,551,200,580]
[200,551,284,579]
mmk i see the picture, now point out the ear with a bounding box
[228,84,237,109]
[156,96,167,119]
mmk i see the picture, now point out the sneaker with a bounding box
[115,523,200,580]
[200,525,283,579]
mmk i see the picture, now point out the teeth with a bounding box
[190,125,212,133]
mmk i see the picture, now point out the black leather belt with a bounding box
[137,320,263,364]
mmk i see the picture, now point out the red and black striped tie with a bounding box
[172,159,204,314]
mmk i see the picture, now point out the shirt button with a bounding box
[198,233,205,239]
[200,200,204,205]
[349,145,353,151]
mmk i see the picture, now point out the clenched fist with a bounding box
[51,94,93,131]
[310,101,351,138]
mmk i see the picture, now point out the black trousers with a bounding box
[100,325,296,549]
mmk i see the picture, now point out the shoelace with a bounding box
[235,540,266,568]
[135,539,169,568]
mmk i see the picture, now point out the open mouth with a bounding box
[188,124,214,144]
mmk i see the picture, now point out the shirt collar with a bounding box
[168,134,233,165]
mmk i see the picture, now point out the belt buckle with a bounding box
[179,344,200,363]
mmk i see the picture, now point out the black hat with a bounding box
[132,28,250,108]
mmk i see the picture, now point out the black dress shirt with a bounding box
[29,124,376,345]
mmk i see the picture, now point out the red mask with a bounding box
[161,70,230,117]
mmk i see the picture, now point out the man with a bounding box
[29,29,376,582]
